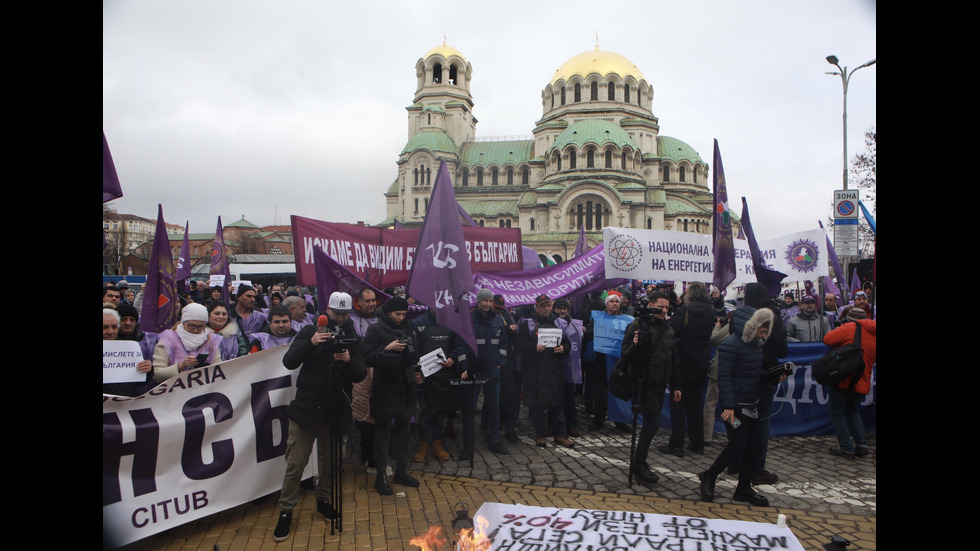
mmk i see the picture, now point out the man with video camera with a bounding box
[274,292,366,542]
[621,292,681,484]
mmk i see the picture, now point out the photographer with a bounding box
[621,292,681,484]
[274,292,367,542]
[362,296,421,495]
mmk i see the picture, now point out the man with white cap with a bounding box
[273,292,367,542]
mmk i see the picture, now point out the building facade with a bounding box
[384,43,714,262]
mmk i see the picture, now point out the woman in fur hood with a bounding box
[699,307,773,507]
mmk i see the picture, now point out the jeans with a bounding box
[828,385,867,453]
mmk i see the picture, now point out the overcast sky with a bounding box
[103,0,876,240]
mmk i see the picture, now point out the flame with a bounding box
[409,516,491,551]
[409,525,447,551]
[457,516,491,551]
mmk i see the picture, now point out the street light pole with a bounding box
[825,55,876,190]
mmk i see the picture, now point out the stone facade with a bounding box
[385,43,713,262]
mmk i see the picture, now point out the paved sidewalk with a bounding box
[118,409,875,550]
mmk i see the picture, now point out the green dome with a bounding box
[400,128,457,155]
[657,136,704,164]
[552,119,636,151]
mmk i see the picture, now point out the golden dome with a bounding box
[424,43,466,62]
[550,49,645,85]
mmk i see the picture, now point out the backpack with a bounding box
[811,323,865,388]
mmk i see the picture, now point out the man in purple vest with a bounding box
[232,284,267,337]
[248,306,298,353]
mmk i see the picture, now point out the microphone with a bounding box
[317,315,329,333]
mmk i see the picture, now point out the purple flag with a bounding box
[740,197,786,296]
[570,224,590,313]
[210,217,232,303]
[522,247,541,270]
[175,221,192,292]
[572,224,588,259]
[103,132,123,203]
[818,220,848,300]
[393,218,406,230]
[140,205,180,333]
[313,244,392,304]
[712,140,736,292]
[803,279,818,302]
[406,160,478,354]
[456,202,478,227]
[850,268,861,301]
[822,276,841,301]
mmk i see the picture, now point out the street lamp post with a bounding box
[825,55,876,190]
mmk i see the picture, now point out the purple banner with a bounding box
[291,215,523,288]
[471,244,626,307]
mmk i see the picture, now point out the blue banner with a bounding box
[607,342,877,438]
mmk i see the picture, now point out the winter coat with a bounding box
[621,316,680,392]
[515,314,570,408]
[718,308,773,410]
[363,314,420,418]
[282,320,367,429]
[785,310,831,342]
[669,299,716,376]
[823,319,877,394]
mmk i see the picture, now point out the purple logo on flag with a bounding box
[785,239,820,273]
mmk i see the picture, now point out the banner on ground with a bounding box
[291,216,523,288]
[103,347,309,548]
[474,502,804,551]
[603,227,828,284]
[471,244,626,306]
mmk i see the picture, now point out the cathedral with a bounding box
[383,42,713,263]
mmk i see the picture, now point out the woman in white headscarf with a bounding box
[152,303,222,382]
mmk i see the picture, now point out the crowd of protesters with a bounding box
[104,276,875,539]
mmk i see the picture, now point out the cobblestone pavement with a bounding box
[117,405,876,550]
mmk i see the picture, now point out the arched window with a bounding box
[587,149,595,168]
[621,151,627,170]
[605,150,612,168]
[478,220,484,227]
[568,148,577,169]
[608,82,615,100]
[590,82,598,101]
[427,113,431,125]
[414,198,419,214]
[574,83,581,102]
[433,63,442,84]
[683,219,689,232]
[624,85,630,103]
[561,87,566,105]
[530,218,536,230]
[461,169,468,186]
[647,218,653,229]
[554,152,562,171]
[413,168,419,185]
[427,167,431,184]
[507,167,514,185]
[693,169,698,184]
[449,64,457,85]
[477,168,484,186]
[553,254,563,263]
[424,198,429,212]
[663,165,670,182]
[680,166,686,182]
[522,166,529,185]
[491,167,499,186]
[506,219,512,228]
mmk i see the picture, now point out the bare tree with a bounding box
[849,128,876,257]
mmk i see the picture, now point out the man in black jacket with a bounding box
[516,294,572,448]
[661,282,716,456]
[273,292,366,542]
[621,292,681,484]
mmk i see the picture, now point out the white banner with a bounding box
[474,502,804,550]
[102,347,310,548]
[603,228,827,284]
